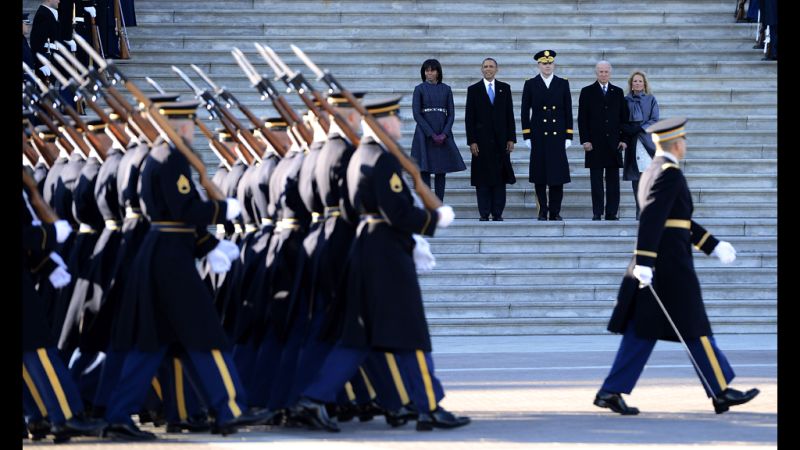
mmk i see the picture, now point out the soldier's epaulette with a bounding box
[661,163,680,171]
[562,77,568,80]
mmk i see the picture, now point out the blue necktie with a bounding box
[602,84,607,95]
[488,83,495,104]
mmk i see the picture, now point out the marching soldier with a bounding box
[294,96,469,432]
[594,117,760,415]
[102,100,270,440]
[520,50,573,221]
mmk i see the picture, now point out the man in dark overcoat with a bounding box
[578,60,629,220]
[521,50,573,221]
[465,57,516,221]
[594,118,760,415]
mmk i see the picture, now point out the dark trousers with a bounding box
[475,184,506,219]
[421,172,446,202]
[105,346,247,426]
[590,167,620,218]
[22,347,85,425]
[534,184,564,219]
[601,321,735,397]
[631,179,641,219]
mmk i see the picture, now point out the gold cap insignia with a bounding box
[389,173,403,193]
[177,174,191,194]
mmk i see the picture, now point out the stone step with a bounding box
[420,283,775,302]
[435,218,777,237]
[438,203,775,219]
[436,188,776,206]
[130,23,761,40]
[424,300,776,320]
[426,237,776,254]
[432,252,776,270]
[452,158,777,174]
[426,316,776,335]
[441,174,775,190]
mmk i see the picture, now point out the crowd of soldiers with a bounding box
[22,34,470,442]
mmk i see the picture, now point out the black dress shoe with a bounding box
[51,415,107,437]
[385,403,418,427]
[27,418,50,441]
[491,216,504,221]
[294,397,340,432]
[479,216,489,222]
[549,215,563,221]
[713,387,760,414]
[537,214,547,221]
[357,401,384,422]
[593,390,639,415]
[103,422,157,441]
[334,402,358,422]
[166,414,210,433]
[416,406,470,431]
[605,215,619,221]
[592,215,601,221]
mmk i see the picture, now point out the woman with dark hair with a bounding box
[410,59,466,201]
[622,70,659,219]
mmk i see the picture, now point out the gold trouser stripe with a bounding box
[151,377,163,400]
[385,353,410,405]
[665,219,691,229]
[22,364,48,416]
[421,209,431,235]
[635,249,658,258]
[173,359,187,421]
[344,381,356,401]
[36,348,72,420]
[358,367,376,400]
[700,336,728,391]
[211,350,242,418]
[40,226,48,250]
[415,350,436,412]
[697,231,711,249]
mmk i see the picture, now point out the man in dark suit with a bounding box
[465,58,517,221]
[521,50,573,221]
[578,60,629,220]
[594,117,760,415]
[30,0,63,81]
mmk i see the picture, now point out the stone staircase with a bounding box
[23,0,776,335]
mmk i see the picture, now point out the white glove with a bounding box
[412,234,436,272]
[83,6,97,17]
[436,205,455,228]
[565,139,572,150]
[524,139,531,149]
[66,40,77,52]
[207,249,232,274]
[48,252,71,288]
[214,239,239,262]
[39,66,51,77]
[712,240,737,264]
[49,266,72,288]
[632,265,653,286]
[54,220,72,243]
[224,198,241,221]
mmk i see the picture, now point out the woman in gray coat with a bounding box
[411,59,466,201]
[622,70,660,219]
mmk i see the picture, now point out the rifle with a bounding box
[22,84,74,157]
[22,169,59,224]
[255,44,330,134]
[89,14,105,60]
[189,63,289,158]
[172,65,261,165]
[258,44,360,146]
[23,61,94,159]
[231,47,314,147]
[22,130,41,167]
[291,45,443,211]
[23,116,59,168]
[147,76,237,170]
[52,52,131,148]
[113,0,131,60]
[74,33,225,201]
[37,55,108,160]
[56,43,161,144]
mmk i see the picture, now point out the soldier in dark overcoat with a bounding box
[521,50,573,220]
[594,118,760,415]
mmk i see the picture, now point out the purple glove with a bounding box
[432,133,446,145]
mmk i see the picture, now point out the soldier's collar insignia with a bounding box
[389,173,403,193]
[177,174,191,194]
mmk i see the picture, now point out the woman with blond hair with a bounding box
[622,70,659,219]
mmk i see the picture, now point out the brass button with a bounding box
[544,132,548,136]
[553,131,558,135]
[543,106,547,110]
[552,119,556,123]
[543,119,547,122]
[552,106,557,109]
